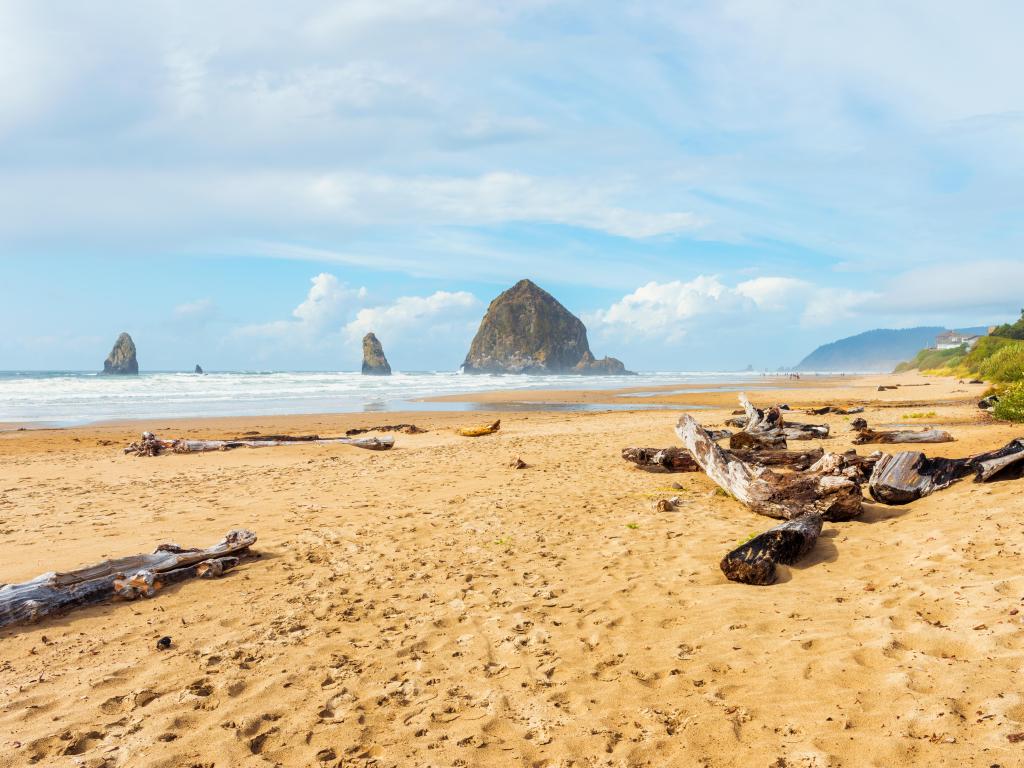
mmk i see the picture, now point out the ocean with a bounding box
[0,370,779,426]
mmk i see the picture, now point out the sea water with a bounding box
[0,370,780,425]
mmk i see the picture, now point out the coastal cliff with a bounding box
[462,279,629,375]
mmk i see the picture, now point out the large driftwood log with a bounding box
[868,452,968,504]
[622,445,826,473]
[851,420,953,445]
[869,438,1024,503]
[676,415,863,521]
[0,530,257,629]
[125,432,393,456]
[720,514,823,585]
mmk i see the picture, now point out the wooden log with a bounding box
[676,415,863,521]
[621,447,700,473]
[621,445,825,473]
[970,438,1024,481]
[0,530,256,629]
[720,514,823,585]
[125,432,393,456]
[345,424,426,435]
[867,452,969,504]
[805,406,864,416]
[729,393,787,450]
[852,423,954,444]
[867,439,1024,503]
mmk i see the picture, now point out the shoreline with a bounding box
[0,372,935,432]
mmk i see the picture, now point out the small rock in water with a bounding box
[156,636,172,651]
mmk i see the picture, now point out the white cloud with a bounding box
[591,274,881,342]
[344,291,481,344]
[735,276,810,310]
[173,298,217,323]
[238,272,366,339]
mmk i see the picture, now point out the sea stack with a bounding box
[101,332,139,375]
[194,364,204,374]
[462,279,630,374]
[361,332,392,375]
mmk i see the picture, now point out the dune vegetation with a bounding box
[895,332,1024,421]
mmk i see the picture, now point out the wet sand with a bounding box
[2,372,1023,767]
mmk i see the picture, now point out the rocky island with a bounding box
[101,332,139,375]
[462,279,630,374]
[361,332,392,375]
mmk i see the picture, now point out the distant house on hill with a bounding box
[935,330,982,350]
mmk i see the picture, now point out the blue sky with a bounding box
[2,0,1023,371]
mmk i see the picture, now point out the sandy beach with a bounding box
[2,372,1023,767]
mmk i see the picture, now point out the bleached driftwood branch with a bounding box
[676,414,863,522]
[125,432,393,456]
[0,530,257,629]
[850,419,953,445]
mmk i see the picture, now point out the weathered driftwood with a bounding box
[125,432,393,456]
[720,514,823,585]
[851,421,953,445]
[456,420,501,437]
[676,415,863,521]
[345,424,426,435]
[622,445,826,473]
[621,446,701,473]
[868,438,1024,503]
[727,395,829,444]
[0,530,256,629]
[868,452,968,504]
[805,405,864,416]
[729,394,787,450]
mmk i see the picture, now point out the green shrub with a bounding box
[993,382,1024,422]
[991,310,1024,340]
[893,345,965,373]
[976,342,1024,383]
[960,335,1017,374]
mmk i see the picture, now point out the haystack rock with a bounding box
[462,279,631,375]
[194,364,204,374]
[101,332,139,375]
[361,332,392,375]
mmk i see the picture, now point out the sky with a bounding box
[1,0,1023,372]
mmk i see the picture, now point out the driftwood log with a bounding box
[805,405,865,416]
[851,420,953,445]
[622,446,826,473]
[621,447,700,472]
[676,415,863,522]
[0,530,257,629]
[869,438,1024,503]
[729,394,787,450]
[720,514,823,585]
[727,395,829,443]
[125,432,393,456]
[345,424,426,435]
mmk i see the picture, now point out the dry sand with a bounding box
[1,372,1023,767]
